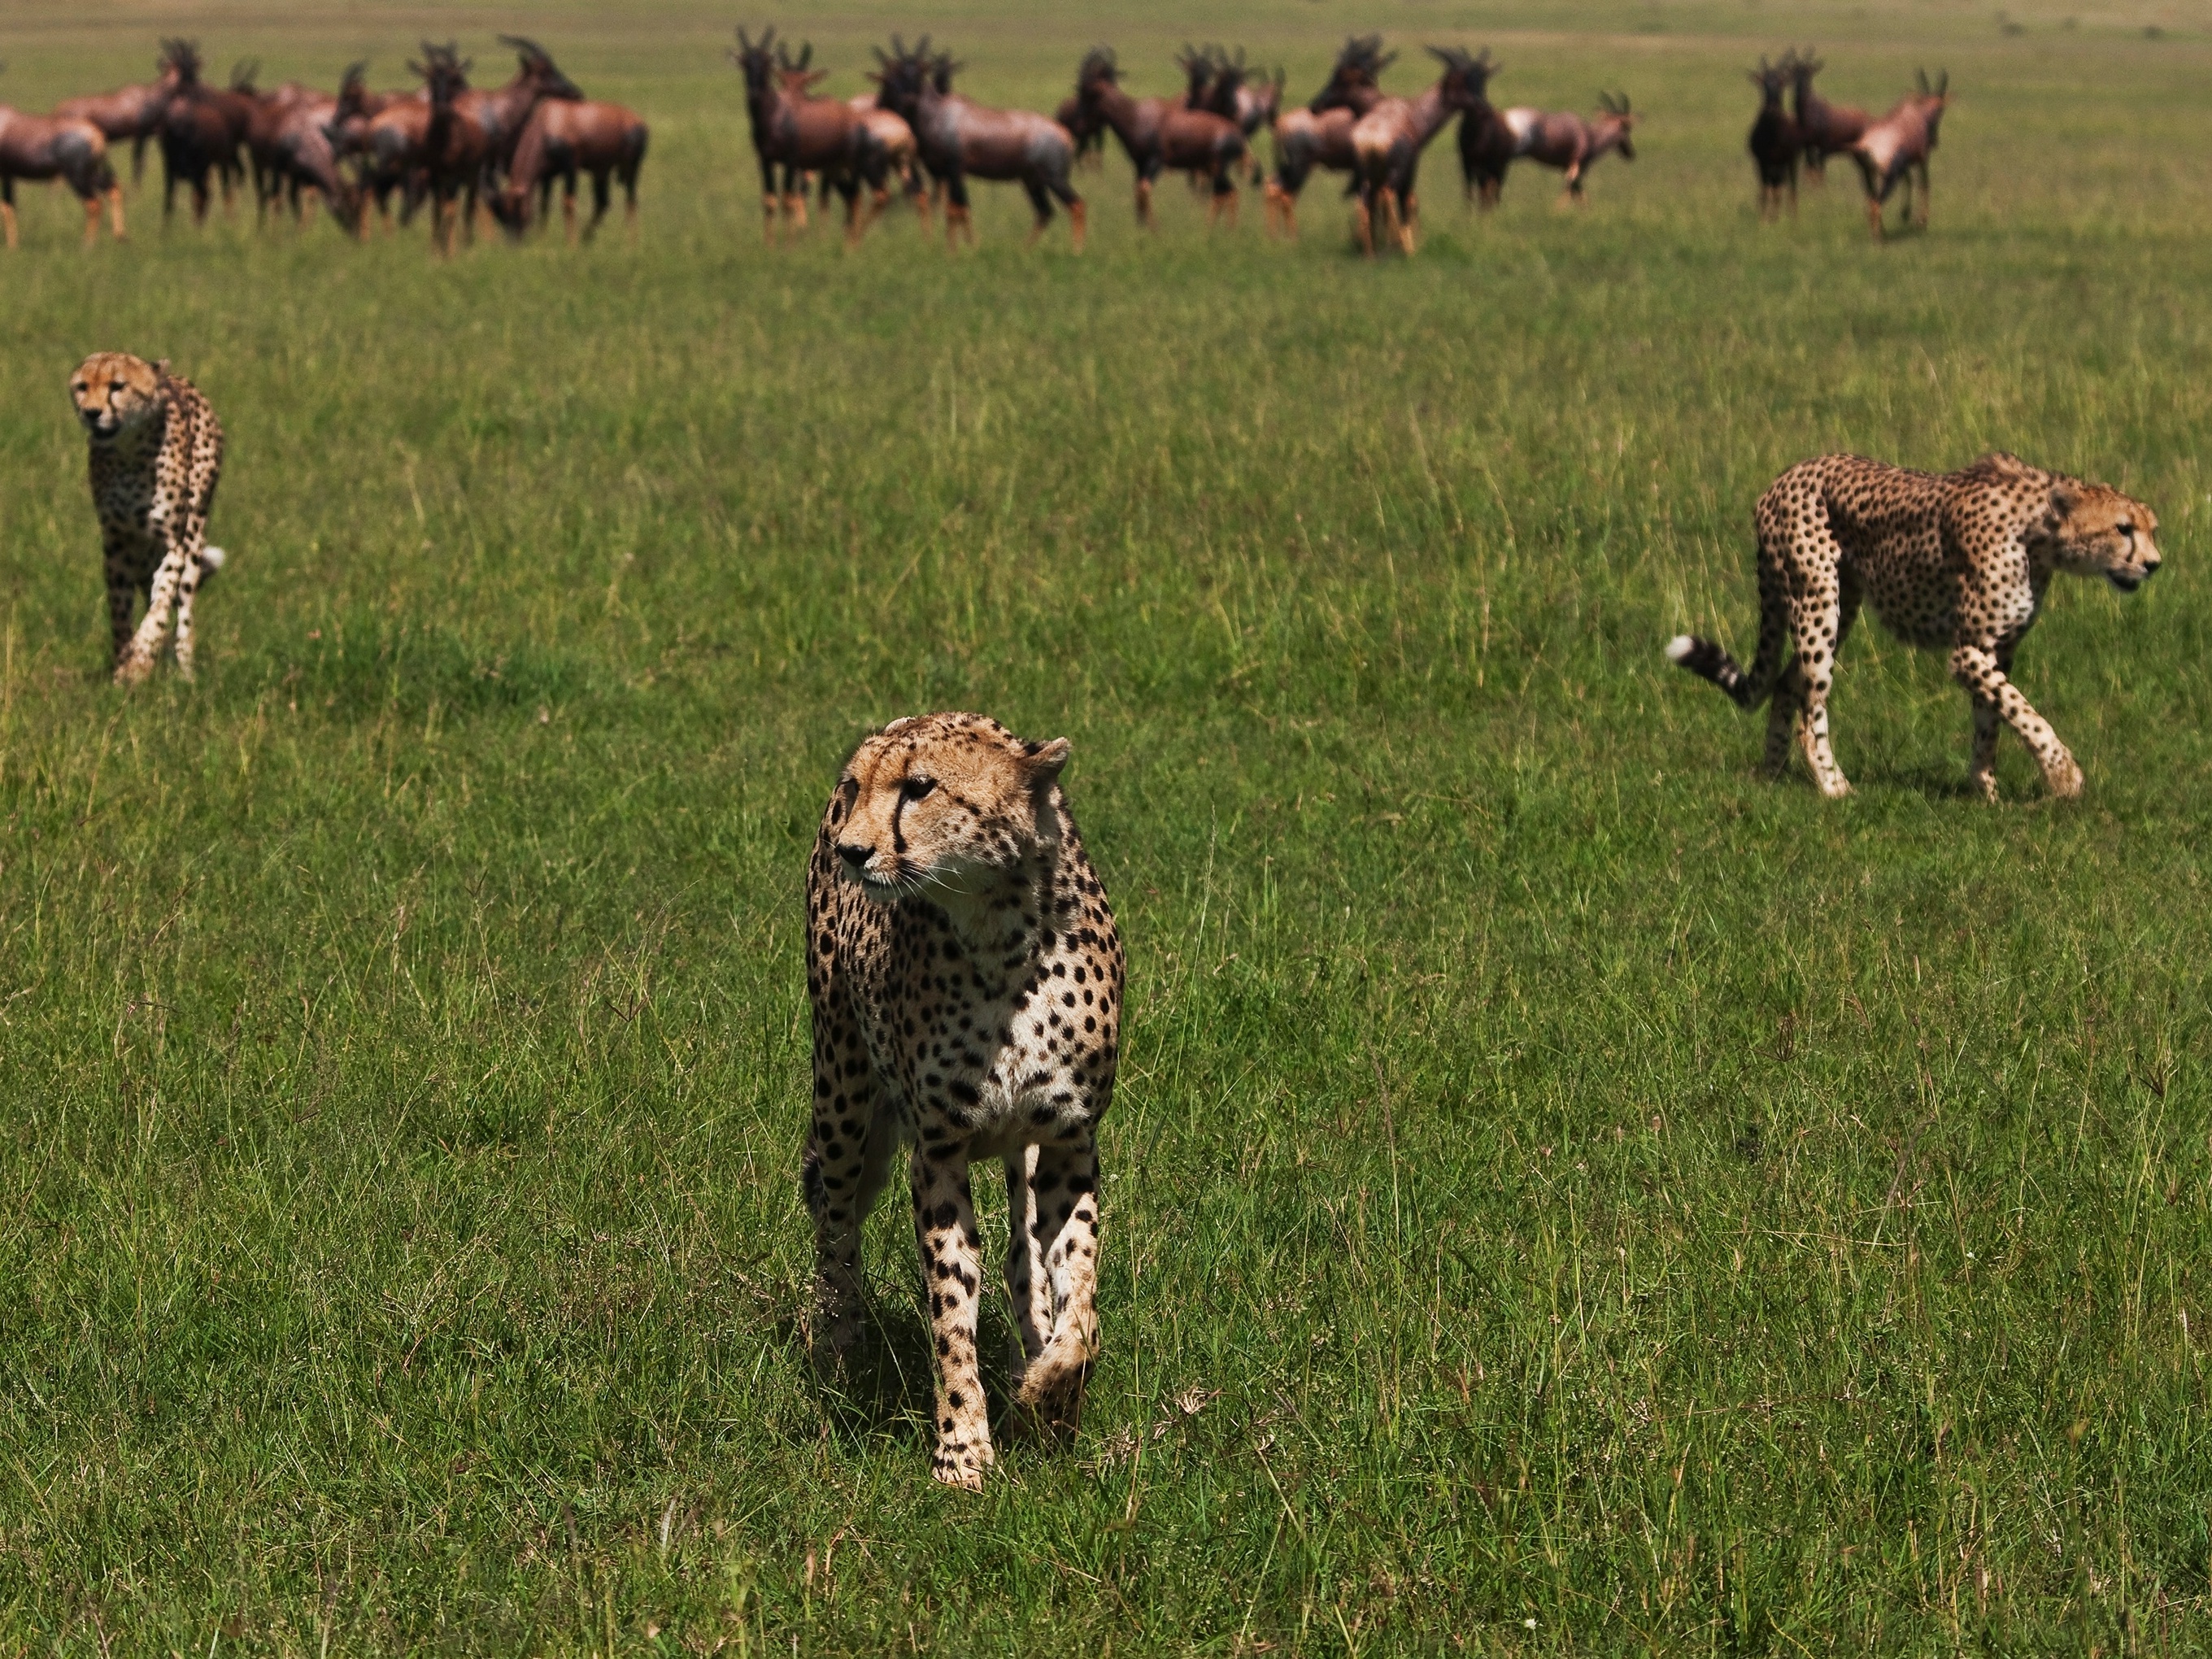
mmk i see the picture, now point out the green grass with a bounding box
[2,0,2211,1650]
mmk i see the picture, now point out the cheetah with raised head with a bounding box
[1666,452,2162,800]
[69,352,226,685]
[805,712,1126,1491]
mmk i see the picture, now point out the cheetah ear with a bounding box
[2048,479,2080,518]
[154,358,172,378]
[1021,737,1071,780]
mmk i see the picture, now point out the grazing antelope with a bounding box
[731,28,891,245]
[1268,35,1392,237]
[422,36,583,253]
[54,50,182,186]
[1850,70,1947,239]
[0,98,123,248]
[157,42,252,224]
[1789,52,1866,179]
[1493,92,1636,206]
[490,97,648,241]
[1343,46,1491,256]
[1748,54,1802,220]
[1075,46,1245,228]
[872,38,1085,252]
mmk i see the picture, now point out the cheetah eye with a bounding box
[2116,521,2134,538]
[110,380,124,391]
[899,776,937,801]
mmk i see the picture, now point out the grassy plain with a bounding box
[2,0,2211,1650]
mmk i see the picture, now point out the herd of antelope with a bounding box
[735,30,1642,256]
[1747,49,1950,237]
[0,28,1955,257]
[0,36,648,251]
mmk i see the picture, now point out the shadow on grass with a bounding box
[794,1282,1059,1458]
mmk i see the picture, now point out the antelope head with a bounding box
[1597,89,1637,157]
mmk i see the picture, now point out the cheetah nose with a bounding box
[836,842,873,870]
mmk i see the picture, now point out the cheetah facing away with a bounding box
[805,712,1126,1490]
[1666,453,2162,800]
[70,352,226,685]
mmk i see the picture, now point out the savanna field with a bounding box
[2,0,2210,1650]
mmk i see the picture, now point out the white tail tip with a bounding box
[1664,634,1696,664]
[199,546,226,573]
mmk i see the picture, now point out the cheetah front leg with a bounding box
[1015,1133,1101,1436]
[1951,642,2080,799]
[102,532,141,673]
[911,1144,994,1490]
[116,542,191,686]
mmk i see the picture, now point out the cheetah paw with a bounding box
[930,1443,992,1492]
[1016,1356,1092,1437]
[2044,756,2084,799]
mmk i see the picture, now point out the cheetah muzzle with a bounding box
[1666,451,2162,802]
[803,711,1127,1490]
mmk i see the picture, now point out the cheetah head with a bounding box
[831,712,1070,904]
[2045,477,2163,594]
[70,352,166,443]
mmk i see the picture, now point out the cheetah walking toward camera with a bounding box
[804,712,1126,1491]
[70,352,226,685]
[1666,452,2162,800]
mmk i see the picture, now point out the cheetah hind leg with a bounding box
[1762,658,1804,779]
[1003,1144,1053,1404]
[1012,1136,1101,1439]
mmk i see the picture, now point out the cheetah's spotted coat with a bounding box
[1668,452,2162,799]
[804,712,1126,1490]
[71,351,226,685]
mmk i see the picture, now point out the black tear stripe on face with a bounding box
[891,786,911,856]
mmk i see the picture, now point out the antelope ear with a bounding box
[1022,737,1071,780]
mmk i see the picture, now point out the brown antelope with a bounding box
[1075,46,1245,228]
[1790,52,1867,180]
[1850,70,1947,239]
[1492,92,1636,206]
[0,97,123,248]
[332,64,433,235]
[244,76,333,225]
[489,98,647,241]
[1222,53,1284,185]
[1182,47,1277,187]
[872,39,1084,252]
[730,28,891,245]
[1748,54,1803,220]
[54,51,181,186]
[157,42,252,224]
[846,91,923,216]
[1268,35,1392,237]
[1053,94,1106,168]
[425,36,582,252]
[1344,46,1491,256]
[1448,53,1516,207]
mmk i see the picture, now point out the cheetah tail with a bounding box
[1664,633,1767,710]
[198,546,226,581]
